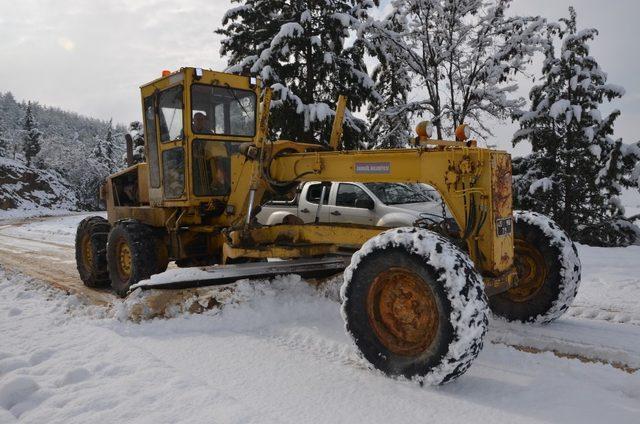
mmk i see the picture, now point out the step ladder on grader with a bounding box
[75,67,581,384]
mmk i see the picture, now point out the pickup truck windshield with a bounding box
[364,183,436,205]
[191,85,256,136]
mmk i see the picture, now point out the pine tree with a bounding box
[0,121,8,157]
[217,0,380,148]
[104,119,115,170]
[128,121,146,164]
[22,102,42,166]
[365,9,412,149]
[362,0,544,140]
[513,8,640,246]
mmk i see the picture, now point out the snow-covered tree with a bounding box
[365,9,412,149]
[513,8,640,246]
[0,92,22,159]
[104,119,115,168]
[217,0,380,148]
[127,121,146,164]
[0,121,8,157]
[362,0,545,140]
[94,118,120,173]
[22,102,42,166]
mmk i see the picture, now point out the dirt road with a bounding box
[0,216,114,305]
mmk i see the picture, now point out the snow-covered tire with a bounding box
[341,227,488,385]
[489,211,581,324]
[107,220,168,297]
[75,216,111,288]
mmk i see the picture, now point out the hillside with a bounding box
[0,157,79,219]
[0,91,127,213]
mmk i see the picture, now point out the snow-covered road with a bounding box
[0,214,639,423]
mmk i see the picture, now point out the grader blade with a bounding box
[130,256,350,291]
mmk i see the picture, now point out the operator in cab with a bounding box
[192,112,214,134]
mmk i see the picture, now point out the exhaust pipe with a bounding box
[125,134,134,166]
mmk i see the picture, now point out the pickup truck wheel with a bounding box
[282,214,304,225]
[341,227,488,385]
[107,221,168,297]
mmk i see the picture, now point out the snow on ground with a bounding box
[0,214,639,423]
[1,267,639,424]
[0,208,82,221]
[0,212,104,246]
[571,244,640,324]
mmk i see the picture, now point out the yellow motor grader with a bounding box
[75,67,581,384]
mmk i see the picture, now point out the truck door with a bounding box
[299,182,331,223]
[330,183,375,225]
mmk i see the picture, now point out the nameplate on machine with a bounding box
[496,218,513,237]
[355,162,391,174]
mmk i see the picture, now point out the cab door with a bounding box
[329,183,375,225]
[156,84,187,203]
[143,94,163,205]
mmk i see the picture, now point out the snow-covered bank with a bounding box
[0,212,105,245]
[1,266,639,423]
[0,157,80,219]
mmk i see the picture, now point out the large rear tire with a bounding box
[341,227,488,385]
[75,216,111,288]
[489,211,581,324]
[107,220,168,297]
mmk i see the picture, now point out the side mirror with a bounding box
[355,198,375,210]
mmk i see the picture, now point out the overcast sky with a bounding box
[1,0,638,155]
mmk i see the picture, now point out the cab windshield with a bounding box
[364,183,439,205]
[191,85,256,136]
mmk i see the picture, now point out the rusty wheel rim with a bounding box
[506,239,548,302]
[366,267,439,356]
[81,234,93,269]
[116,239,132,281]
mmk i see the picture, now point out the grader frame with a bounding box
[102,67,518,295]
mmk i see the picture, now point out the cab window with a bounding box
[191,85,256,136]
[162,148,185,198]
[336,184,372,208]
[158,85,184,142]
[143,96,161,188]
[192,140,241,196]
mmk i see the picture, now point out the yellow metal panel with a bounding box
[266,146,513,275]
[110,206,175,227]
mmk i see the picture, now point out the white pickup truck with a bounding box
[256,181,447,227]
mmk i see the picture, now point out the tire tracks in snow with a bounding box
[0,231,114,306]
[487,318,640,373]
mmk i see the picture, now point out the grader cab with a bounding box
[76,67,581,385]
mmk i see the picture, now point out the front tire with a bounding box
[489,211,581,324]
[107,220,168,296]
[341,227,488,385]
